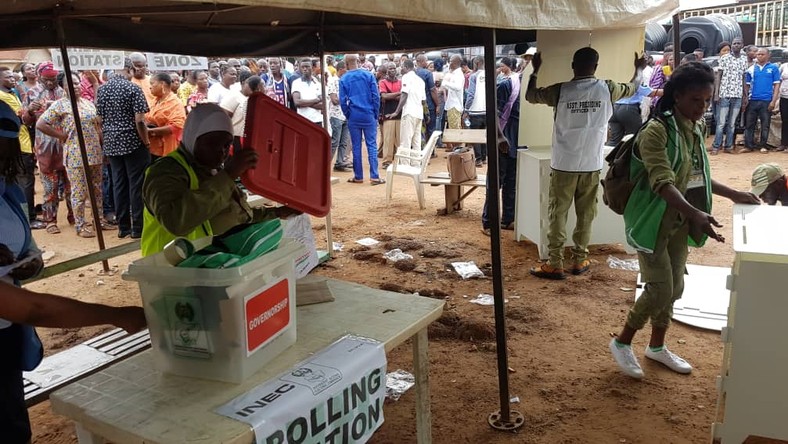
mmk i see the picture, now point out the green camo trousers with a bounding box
[627,215,689,330]
[547,169,599,269]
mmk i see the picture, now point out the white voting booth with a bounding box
[712,204,788,443]
[514,146,633,259]
[514,29,643,257]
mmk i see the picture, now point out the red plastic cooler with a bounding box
[241,92,331,217]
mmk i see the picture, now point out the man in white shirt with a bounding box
[328,61,351,171]
[464,56,487,165]
[442,54,465,148]
[207,65,237,105]
[386,59,426,152]
[525,47,643,280]
[291,58,324,125]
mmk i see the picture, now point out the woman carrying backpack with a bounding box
[608,62,760,380]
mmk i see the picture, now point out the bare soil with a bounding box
[26,145,778,443]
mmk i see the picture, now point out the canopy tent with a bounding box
[2,0,679,435]
[2,0,678,54]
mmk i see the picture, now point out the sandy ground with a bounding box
[23,143,783,443]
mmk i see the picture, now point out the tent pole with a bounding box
[484,27,524,432]
[673,13,680,67]
[55,17,110,273]
[318,12,335,260]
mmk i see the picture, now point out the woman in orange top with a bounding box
[146,72,186,160]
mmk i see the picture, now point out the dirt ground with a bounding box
[24,143,781,443]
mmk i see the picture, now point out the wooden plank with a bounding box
[24,241,140,284]
[420,177,487,187]
[442,128,486,144]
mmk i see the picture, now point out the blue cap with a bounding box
[0,101,20,139]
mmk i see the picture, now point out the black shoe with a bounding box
[118,231,131,239]
[130,232,142,239]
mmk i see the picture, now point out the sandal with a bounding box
[370,178,386,186]
[46,223,61,234]
[347,178,364,184]
[29,220,47,230]
[710,149,719,156]
[77,226,96,238]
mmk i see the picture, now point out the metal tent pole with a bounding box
[484,27,524,432]
[318,12,334,259]
[56,17,110,272]
[673,14,680,67]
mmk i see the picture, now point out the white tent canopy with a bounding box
[0,0,679,54]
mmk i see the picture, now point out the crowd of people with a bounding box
[0,50,543,242]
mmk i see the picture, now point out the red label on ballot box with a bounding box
[245,278,291,356]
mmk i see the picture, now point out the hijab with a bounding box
[180,103,233,154]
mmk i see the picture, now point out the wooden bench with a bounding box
[420,172,487,215]
[24,328,151,406]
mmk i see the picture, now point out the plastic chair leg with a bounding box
[385,169,394,204]
[415,176,425,209]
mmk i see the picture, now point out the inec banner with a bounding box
[147,53,208,71]
[50,49,125,71]
[216,335,387,444]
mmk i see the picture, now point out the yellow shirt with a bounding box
[0,90,33,154]
[177,82,195,107]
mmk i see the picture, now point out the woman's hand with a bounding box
[224,149,259,179]
[688,209,725,243]
[274,206,303,219]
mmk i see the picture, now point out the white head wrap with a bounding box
[181,103,233,154]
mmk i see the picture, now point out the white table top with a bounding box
[732,204,788,263]
[51,278,444,444]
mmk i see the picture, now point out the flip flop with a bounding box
[347,178,364,184]
[46,223,61,234]
[370,178,386,186]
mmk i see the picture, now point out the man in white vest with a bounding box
[525,47,645,280]
[464,56,487,166]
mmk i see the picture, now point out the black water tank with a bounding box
[645,22,669,51]
[668,14,741,57]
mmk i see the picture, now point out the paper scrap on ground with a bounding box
[383,249,413,262]
[452,261,484,279]
[332,242,344,252]
[356,237,380,246]
[216,335,387,444]
[469,294,507,305]
[607,255,639,271]
[385,369,415,401]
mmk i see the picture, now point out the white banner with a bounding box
[216,335,387,444]
[50,49,125,71]
[146,53,208,71]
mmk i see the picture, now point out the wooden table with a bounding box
[51,278,444,444]
[420,172,487,215]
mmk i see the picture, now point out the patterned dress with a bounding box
[40,98,103,232]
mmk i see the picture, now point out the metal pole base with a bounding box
[488,410,525,431]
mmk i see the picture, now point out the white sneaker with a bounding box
[609,339,644,379]
[645,346,692,374]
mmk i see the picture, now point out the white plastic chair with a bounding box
[385,131,441,209]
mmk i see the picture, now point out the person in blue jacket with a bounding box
[339,54,384,185]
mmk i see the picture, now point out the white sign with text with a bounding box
[50,49,125,71]
[146,53,208,71]
[216,335,387,444]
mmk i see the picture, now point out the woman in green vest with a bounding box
[141,103,299,256]
[608,62,760,380]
